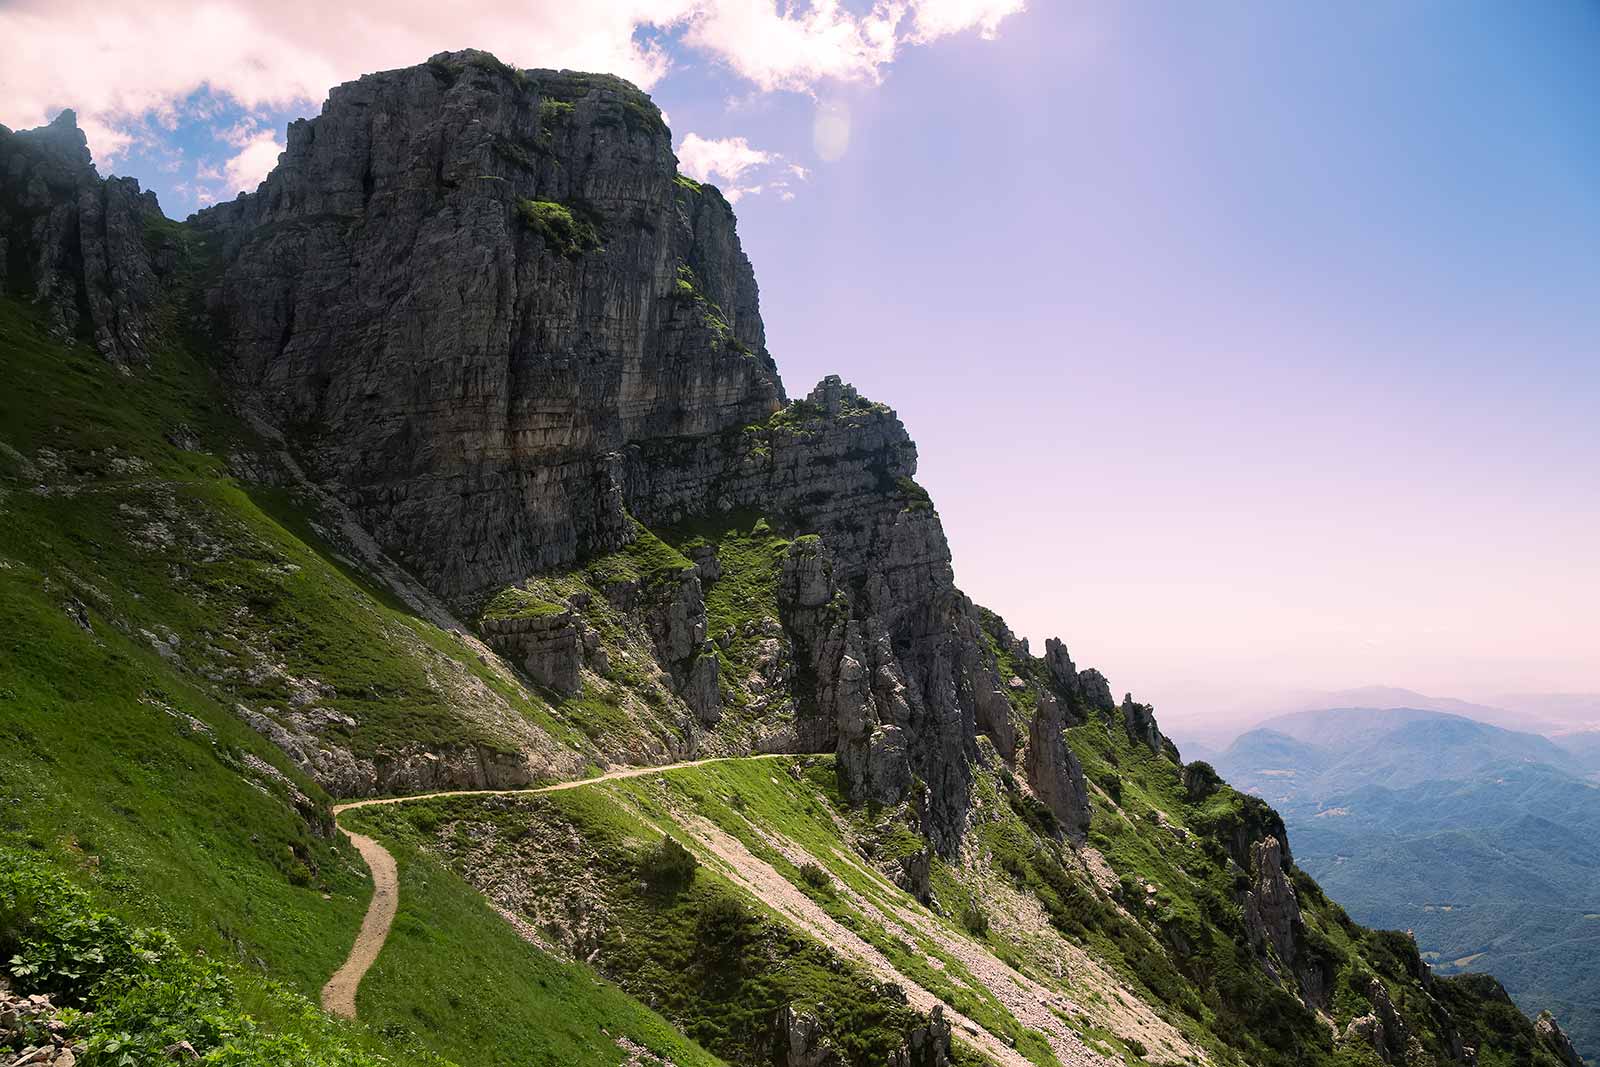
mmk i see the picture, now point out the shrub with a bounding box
[640,835,697,890]
[696,893,755,956]
[798,862,830,891]
[960,903,990,938]
[516,199,601,257]
[1180,760,1222,802]
[1098,771,1123,804]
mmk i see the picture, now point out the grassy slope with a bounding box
[1060,710,1572,1067]
[0,294,719,1065]
[350,825,726,1067]
[348,775,963,1067]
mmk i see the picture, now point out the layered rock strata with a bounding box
[0,111,172,363]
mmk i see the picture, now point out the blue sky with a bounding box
[5,1,1597,728]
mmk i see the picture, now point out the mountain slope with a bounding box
[1,50,1588,1067]
[1215,708,1600,1060]
[1289,765,1600,1060]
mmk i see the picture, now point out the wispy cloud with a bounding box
[0,1,1025,163]
[676,132,809,204]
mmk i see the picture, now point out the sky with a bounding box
[4,0,1597,734]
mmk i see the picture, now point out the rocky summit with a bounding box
[0,48,1588,1067]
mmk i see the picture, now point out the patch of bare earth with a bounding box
[975,857,1209,1067]
[732,820,1116,1067]
[676,813,1088,1067]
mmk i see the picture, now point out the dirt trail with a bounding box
[319,825,398,1018]
[320,754,783,1017]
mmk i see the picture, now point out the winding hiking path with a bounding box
[318,752,1111,1066]
[319,754,783,1018]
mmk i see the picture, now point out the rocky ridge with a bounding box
[1,48,1588,1067]
[193,51,783,597]
[0,111,172,364]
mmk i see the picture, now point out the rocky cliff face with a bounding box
[193,50,783,597]
[0,53,1123,855]
[0,111,172,364]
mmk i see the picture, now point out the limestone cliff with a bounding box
[0,53,1207,859]
[0,111,172,364]
[194,51,783,596]
[88,50,1096,853]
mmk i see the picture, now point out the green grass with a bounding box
[482,585,568,622]
[584,519,695,590]
[355,777,958,1067]
[338,805,725,1067]
[0,850,441,1066]
[602,759,1063,1067]
[0,296,571,761]
[516,199,602,257]
[0,295,726,1064]
[0,568,375,992]
[539,98,575,127]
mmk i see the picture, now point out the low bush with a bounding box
[798,862,831,891]
[0,851,435,1066]
[640,835,698,890]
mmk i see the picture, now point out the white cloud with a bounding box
[222,131,286,196]
[0,1,1025,165]
[677,133,773,186]
[0,0,686,160]
[905,0,1026,43]
[680,0,902,93]
[678,132,813,204]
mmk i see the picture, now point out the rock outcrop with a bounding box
[1343,977,1411,1064]
[1242,836,1300,976]
[482,608,583,696]
[1042,637,1082,709]
[193,50,783,597]
[1077,668,1114,713]
[0,110,171,363]
[1024,692,1092,841]
[1120,693,1180,761]
[1179,760,1223,802]
[771,1005,840,1067]
[888,1006,954,1067]
[1536,1011,1584,1067]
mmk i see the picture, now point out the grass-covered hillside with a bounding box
[0,277,1585,1067]
[0,294,724,1065]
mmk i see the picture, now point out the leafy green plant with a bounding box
[642,835,699,890]
[799,862,831,891]
[516,199,602,257]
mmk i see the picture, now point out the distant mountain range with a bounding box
[1216,706,1586,803]
[1212,704,1600,1061]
